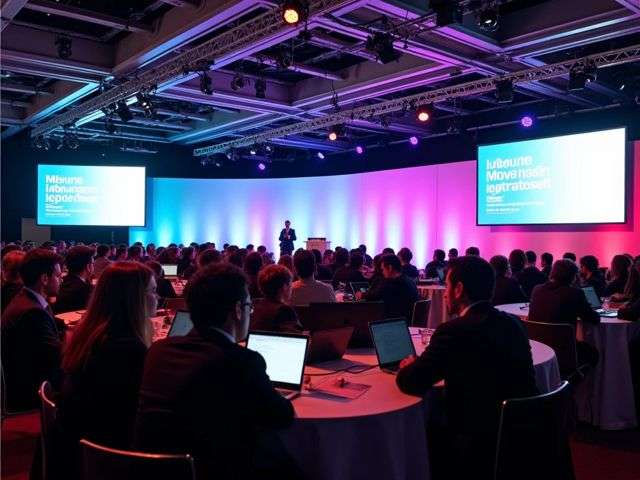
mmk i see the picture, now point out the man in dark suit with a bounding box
[529,259,600,368]
[425,249,447,279]
[134,263,300,480]
[515,250,547,299]
[278,220,296,257]
[53,245,95,314]
[1,249,63,410]
[332,251,367,290]
[489,255,527,306]
[396,256,538,480]
[579,255,606,298]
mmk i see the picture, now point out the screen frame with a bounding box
[36,163,147,227]
[475,127,628,226]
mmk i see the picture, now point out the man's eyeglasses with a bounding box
[241,301,254,314]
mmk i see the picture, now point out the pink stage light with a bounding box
[355,145,364,154]
[409,136,419,146]
[520,115,534,128]
[257,162,266,171]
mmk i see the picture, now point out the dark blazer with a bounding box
[53,275,92,314]
[1,289,62,410]
[581,272,607,299]
[492,276,527,306]
[363,274,418,322]
[278,228,296,255]
[424,260,446,279]
[251,298,301,333]
[401,264,419,280]
[331,266,367,290]
[134,329,295,480]
[1,281,22,313]
[529,281,600,327]
[515,266,547,299]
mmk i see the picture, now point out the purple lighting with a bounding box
[520,115,534,128]
[257,162,266,171]
[409,136,419,146]
[355,145,364,154]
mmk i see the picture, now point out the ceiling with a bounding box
[1,0,639,164]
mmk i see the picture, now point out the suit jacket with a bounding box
[492,276,527,306]
[134,329,295,480]
[278,228,296,254]
[529,281,600,327]
[1,289,62,410]
[515,266,547,299]
[331,266,367,290]
[401,264,419,280]
[251,299,301,333]
[53,275,93,314]
[363,274,418,322]
[1,280,22,313]
[424,260,446,279]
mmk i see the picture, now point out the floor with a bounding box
[2,413,640,479]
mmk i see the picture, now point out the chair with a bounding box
[411,299,431,327]
[80,439,196,480]
[293,305,311,329]
[39,381,58,480]
[494,381,575,480]
[307,301,385,347]
[522,320,589,382]
[163,297,187,311]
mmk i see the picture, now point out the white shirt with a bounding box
[290,277,336,306]
[24,287,50,310]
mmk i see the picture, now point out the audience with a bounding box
[1,249,63,410]
[465,246,480,256]
[604,255,631,297]
[93,244,112,278]
[53,245,95,314]
[489,255,527,306]
[277,254,294,275]
[329,247,349,275]
[515,250,547,299]
[177,247,195,276]
[358,244,373,267]
[563,252,577,262]
[448,248,458,261]
[332,250,367,289]
[579,255,606,298]
[398,247,419,280]
[145,260,177,300]
[425,249,446,279]
[244,252,264,299]
[291,250,335,306]
[508,249,527,277]
[312,248,333,281]
[127,245,144,263]
[541,252,553,278]
[1,250,25,313]
[134,263,299,479]
[396,256,538,480]
[251,264,301,333]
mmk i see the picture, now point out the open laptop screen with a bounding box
[246,332,309,389]
[162,264,178,277]
[370,318,415,368]
[167,310,193,337]
[582,286,601,309]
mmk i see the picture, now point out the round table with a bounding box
[279,328,561,480]
[416,285,449,329]
[495,303,640,430]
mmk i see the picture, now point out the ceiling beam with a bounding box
[306,31,379,63]
[245,55,346,81]
[0,0,29,32]
[1,98,30,108]
[129,106,211,122]
[616,0,640,14]
[0,82,52,95]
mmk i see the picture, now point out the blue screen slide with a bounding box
[477,128,626,225]
[37,164,146,226]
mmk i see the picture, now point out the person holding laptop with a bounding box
[395,256,538,480]
[134,263,299,480]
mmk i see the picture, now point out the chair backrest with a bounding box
[522,320,577,378]
[80,439,196,480]
[293,305,311,328]
[494,381,574,480]
[307,301,385,347]
[411,299,431,327]
[39,381,57,480]
[164,297,187,311]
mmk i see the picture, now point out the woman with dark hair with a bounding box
[145,260,177,300]
[604,255,632,297]
[177,246,195,277]
[244,251,264,299]
[508,249,527,276]
[250,264,301,333]
[56,262,157,476]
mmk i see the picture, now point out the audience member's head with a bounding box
[244,252,263,277]
[333,248,349,268]
[115,245,128,260]
[128,245,143,261]
[610,254,631,281]
[579,255,599,277]
[197,249,221,269]
[433,249,446,262]
[96,244,110,258]
[277,254,294,274]
[246,244,254,252]
[397,247,413,265]
[358,244,367,255]
[258,264,292,302]
[541,252,553,268]
[373,253,383,276]
[144,260,164,279]
[1,244,21,258]
[465,246,480,257]
[382,247,395,255]
[562,252,577,262]
[180,246,195,261]
[311,249,323,267]
[508,249,526,274]
[186,263,249,340]
[381,254,402,278]
[445,256,495,315]
[228,251,244,269]
[65,245,95,278]
[525,250,537,266]
[20,249,63,295]
[322,249,334,265]
[257,245,267,254]
[349,252,364,269]
[448,248,459,260]
[2,250,26,283]
[489,255,510,278]
[550,259,579,286]
[146,243,156,257]
[294,249,316,280]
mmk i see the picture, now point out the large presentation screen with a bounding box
[477,128,626,225]
[37,164,146,226]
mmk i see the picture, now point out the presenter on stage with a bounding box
[278,220,296,257]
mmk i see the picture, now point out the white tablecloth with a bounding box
[279,329,560,480]
[416,285,449,329]
[495,303,640,430]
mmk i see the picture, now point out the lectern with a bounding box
[305,237,331,252]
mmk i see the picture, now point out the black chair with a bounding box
[38,381,58,480]
[80,439,196,480]
[307,301,385,347]
[411,299,431,327]
[293,305,311,328]
[494,381,575,480]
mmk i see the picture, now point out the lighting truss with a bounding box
[31,0,355,138]
[193,44,640,156]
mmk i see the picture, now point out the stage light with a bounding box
[520,115,534,128]
[416,105,432,122]
[115,100,133,122]
[409,136,419,146]
[55,36,72,59]
[200,70,213,95]
[230,72,246,91]
[136,92,155,118]
[478,7,499,32]
[317,152,325,159]
[328,131,337,141]
[265,145,273,153]
[249,147,257,155]
[328,124,344,141]
[355,145,364,154]
[568,62,597,91]
[495,79,513,103]
[255,78,267,98]
[258,162,266,171]
[282,0,306,25]
[366,32,401,64]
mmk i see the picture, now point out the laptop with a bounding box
[306,325,354,363]
[350,282,370,296]
[582,286,618,317]
[161,264,178,278]
[246,331,310,399]
[167,310,194,337]
[369,318,416,374]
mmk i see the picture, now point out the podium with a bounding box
[305,237,331,252]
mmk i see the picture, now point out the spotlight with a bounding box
[136,92,155,118]
[214,159,223,168]
[495,79,513,103]
[328,131,337,141]
[249,147,257,155]
[366,32,401,64]
[568,62,597,91]
[257,162,266,171]
[115,100,133,122]
[55,36,72,59]
[328,124,344,141]
[282,0,307,25]
[478,6,499,32]
[416,105,432,122]
[230,72,246,91]
[265,145,273,153]
[520,115,534,128]
[317,152,325,160]
[409,136,419,146]
[255,78,267,98]
[355,145,364,154]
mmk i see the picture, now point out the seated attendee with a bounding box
[1,250,25,313]
[312,249,332,281]
[246,244,255,253]
[562,252,577,262]
[398,247,419,280]
[382,247,395,255]
[448,248,458,262]
[197,248,222,269]
[579,255,606,298]
[604,255,631,297]
[465,246,480,257]
[134,263,298,480]
[322,249,335,269]
[540,252,553,278]
[127,245,144,263]
[244,252,264,299]
[277,254,294,275]
[329,247,348,275]
[489,255,527,306]
[360,254,418,322]
[508,249,526,277]
[425,249,446,279]
[396,256,538,480]
[251,265,301,333]
[145,260,177,299]
[291,250,335,306]
[515,250,547,299]
[368,254,384,290]
[157,246,179,265]
[358,244,373,268]
[529,259,600,368]
[145,243,156,260]
[56,262,156,477]
[1,249,63,410]
[177,247,195,277]
[620,257,640,302]
[332,251,367,290]
[93,244,112,278]
[53,245,95,314]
